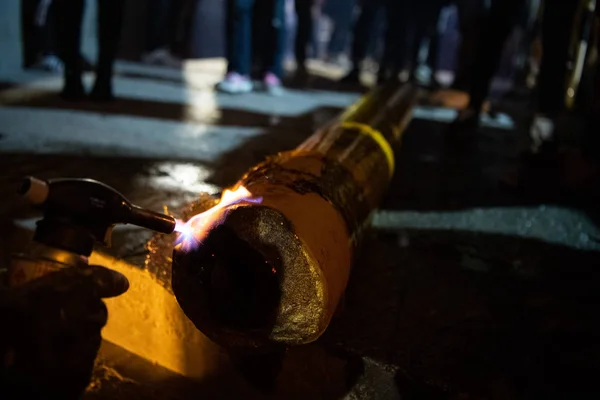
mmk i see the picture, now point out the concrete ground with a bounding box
[1,60,600,399]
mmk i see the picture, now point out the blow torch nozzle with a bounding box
[128,206,177,234]
[19,176,176,256]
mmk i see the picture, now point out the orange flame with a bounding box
[174,186,262,252]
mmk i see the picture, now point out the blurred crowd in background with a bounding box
[18,0,600,144]
[21,0,541,90]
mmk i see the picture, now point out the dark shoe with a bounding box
[79,54,94,72]
[292,65,310,86]
[296,64,308,77]
[447,108,480,137]
[90,80,114,102]
[340,69,360,84]
[377,68,395,85]
[429,78,443,91]
[60,79,86,101]
[378,72,401,86]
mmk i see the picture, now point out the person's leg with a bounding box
[42,1,59,57]
[341,0,383,81]
[414,1,444,80]
[379,0,407,82]
[327,26,344,55]
[424,1,445,71]
[326,0,356,56]
[167,0,191,57]
[143,0,189,64]
[21,0,39,68]
[55,0,85,98]
[452,0,485,91]
[146,0,169,52]
[229,0,254,76]
[449,0,525,131]
[467,0,526,112]
[219,0,254,93]
[509,0,538,89]
[350,0,383,69]
[32,2,65,73]
[310,1,322,60]
[262,0,286,93]
[529,0,578,148]
[294,0,313,70]
[225,0,236,73]
[537,0,578,117]
[144,0,189,63]
[265,0,287,77]
[365,8,385,61]
[92,0,124,100]
[408,7,425,74]
[508,1,593,192]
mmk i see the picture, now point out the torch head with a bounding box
[19,176,176,256]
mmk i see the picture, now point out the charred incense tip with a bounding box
[173,205,325,349]
[180,223,280,331]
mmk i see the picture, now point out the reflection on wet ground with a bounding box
[1,60,599,398]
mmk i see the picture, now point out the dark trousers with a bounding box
[468,0,526,110]
[226,0,286,77]
[453,0,486,90]
[326,0,356,55]
[21,0,59,68]
[55,0,123,84]
[537,0,578,116]
[380,0,445,77]
[467,0,578,112]
[424,5,443,71]
[349,0,386,68]
[379,0,404,76]
[146,0,186,54]
[294,0,313,66]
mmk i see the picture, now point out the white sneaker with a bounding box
[217,72,253,94]
[530,114,555,152]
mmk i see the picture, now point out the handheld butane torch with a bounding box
[8,177,177,285]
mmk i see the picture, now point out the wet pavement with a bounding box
[1,60,599,399]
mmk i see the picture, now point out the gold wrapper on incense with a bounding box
[171,83,418,349]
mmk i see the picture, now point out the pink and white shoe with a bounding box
[263,72,284,96]
[217,72,253,94]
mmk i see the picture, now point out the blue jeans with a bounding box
[226,0,286,78]
[326,0,356,55]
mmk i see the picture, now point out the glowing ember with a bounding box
[175,186,262,252]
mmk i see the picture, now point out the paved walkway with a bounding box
[1,60,599,398]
